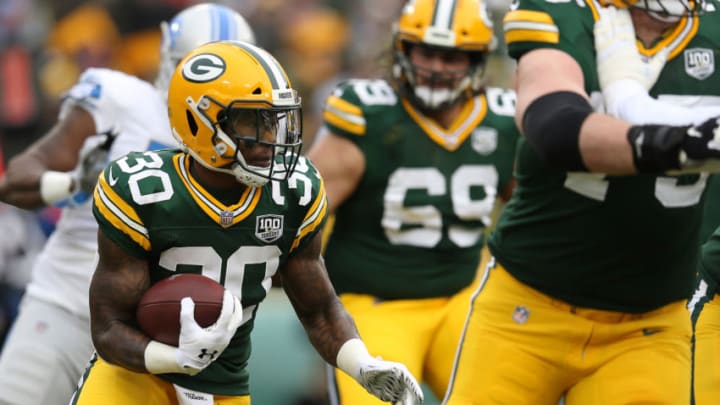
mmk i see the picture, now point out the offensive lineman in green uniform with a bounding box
[72,41,423,405]
[307,0,519,403]
[443,0,720,403]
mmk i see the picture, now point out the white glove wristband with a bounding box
[39,171,74,205]
[144,340,190,375]
[336,338,373,380]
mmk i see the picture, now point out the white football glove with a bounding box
[337,339,423,404]
[176,290,243,374]
[357,358,424,404]
[593,6,668,92]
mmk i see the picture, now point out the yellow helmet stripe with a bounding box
[503,10,559,44]
[232,41,289,90]
[432,0,458,30]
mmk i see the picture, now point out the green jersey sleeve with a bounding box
[93,150,160,258]
[503,0,599,91]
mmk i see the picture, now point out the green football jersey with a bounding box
[700,174,720,289]
[92,149,327,395]
[322,79,519,299]
[494,0,720,312]
[701,174,720,243]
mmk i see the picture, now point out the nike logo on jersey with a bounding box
[108,166,118,186]
[642,328,663,336]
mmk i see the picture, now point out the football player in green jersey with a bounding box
[307,0,520,403]
[689,225,720,405]
[71,41,423,405]
[443,0,720,403]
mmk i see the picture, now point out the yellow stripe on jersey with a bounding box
[174,154,261,227]
[586,0,600,21]
[94,172,151,251]
[637,15,698,60]
[291,179,328,251]
[402,94,488,151]
[586,0,698,61]
[503,10,559,45]
[323,95,366,135]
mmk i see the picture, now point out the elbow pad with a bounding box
[522,91,593,171]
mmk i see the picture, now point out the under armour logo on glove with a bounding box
[175,291,243,374]
[198,349,218,360]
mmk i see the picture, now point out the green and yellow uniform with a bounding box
[691,177,720,404]
[73,149,326,403]
[322,78,519,403]
[446,0,720,404]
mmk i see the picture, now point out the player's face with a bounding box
[226,109,278,168]
[408,44,470,88]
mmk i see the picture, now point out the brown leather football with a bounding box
[136,273,224,346]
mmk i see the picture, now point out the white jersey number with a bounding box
[564,172,708,207]
[114,151,174,205]
[382,165,498,248]
[158,245,281,324]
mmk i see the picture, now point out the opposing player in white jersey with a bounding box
[0,4,255,404]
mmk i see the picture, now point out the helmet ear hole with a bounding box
[185,110,199,136]
[252,87,262,95]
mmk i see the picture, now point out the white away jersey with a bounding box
[26,68,177,317]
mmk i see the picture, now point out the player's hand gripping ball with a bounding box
[136,274,225,346]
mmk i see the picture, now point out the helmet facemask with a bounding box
[393,41,487,112]
[632,0,700,21]
[186,96,302,188]
[390,0,496,112]
[602,0,704,21]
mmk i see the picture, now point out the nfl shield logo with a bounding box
[684,48,715,80]
[471,128,498,155]
[255,214,284,243]
[512,306,530,324]
[219,211,234,227]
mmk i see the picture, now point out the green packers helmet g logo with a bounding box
[182,53,226,83]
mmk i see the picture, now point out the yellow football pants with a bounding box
[71,355,251,405]
[444,259,692,405]
[692,292,720,405]
[329,249,488,404]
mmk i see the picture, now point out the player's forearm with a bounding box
[0,155,60,209]
[0,181,45,209]
[91,315,151,373]
[578,113,636,173]
[296,297,360,367]
[89,244,153,373]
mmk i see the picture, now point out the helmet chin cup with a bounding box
[232,163,269,187]
[232,148,271,188]
[413,86,456,110]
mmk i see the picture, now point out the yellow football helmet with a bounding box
[392,0,496,110]
[168,40,302,187]
[598,0,702,21]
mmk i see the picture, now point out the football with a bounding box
[136,273,225,346]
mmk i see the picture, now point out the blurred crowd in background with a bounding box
[0,0,514,157]
[0,0,514,403]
